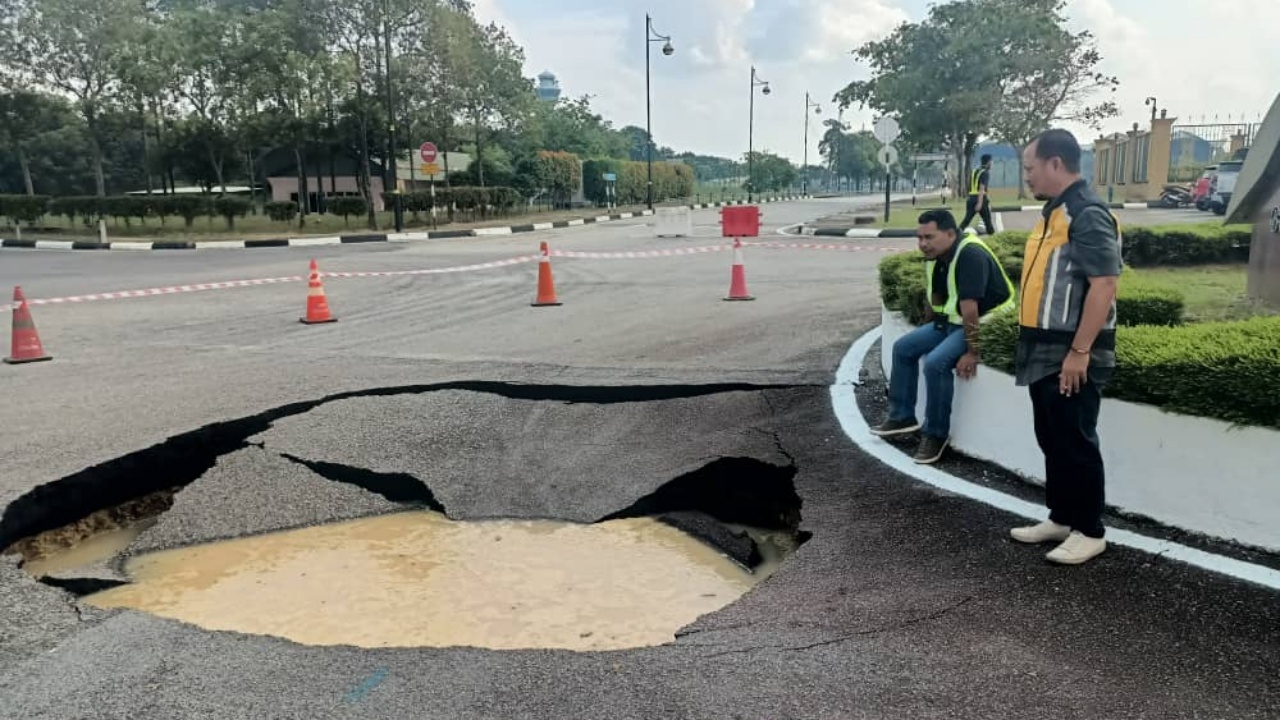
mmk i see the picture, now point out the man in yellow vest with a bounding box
[959,153,995,235]
[1008,128,1121,566]
[871,209,1015,464]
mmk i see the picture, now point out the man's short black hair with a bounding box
[918,208,958,233]
[980,153,992,165]
[1033,128,1082,174]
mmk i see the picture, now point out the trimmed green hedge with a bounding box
[0,194,51,224]
[381,186,523,215]
[878,242,1185,328]
[582,158,695,205]
[1121,224,1251,266]
[878,225,1278,429]
[976,311,1280,429]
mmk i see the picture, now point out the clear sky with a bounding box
[472,0,1279,162]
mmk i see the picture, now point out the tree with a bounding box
[743,151,796,193]
[837,0,1121,198]
[0,91,67,194]
[984,0,1118,197]
[14,0,143,199]
[428,8,529,189]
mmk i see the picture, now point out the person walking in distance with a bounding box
[959,154,995,235]
[1009,129,1122,566]
[871,209,1015,464]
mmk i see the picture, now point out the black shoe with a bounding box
[914,435,949,464]
[870,418,920,437]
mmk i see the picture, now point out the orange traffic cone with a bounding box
[724,238,755,302]
[300,259,337,324]
[4,286,52,364]
[531,241,562,307]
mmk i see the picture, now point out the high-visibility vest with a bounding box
[968,168,984,196]
[925,230,1016,325]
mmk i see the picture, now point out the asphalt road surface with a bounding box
[1,198,1277,719]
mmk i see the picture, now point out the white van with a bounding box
[1210,159,1245,216]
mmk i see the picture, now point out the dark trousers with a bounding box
[1029,373,1107,538]
[959,195,994,235]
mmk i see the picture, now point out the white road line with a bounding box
[830,325,1280,592]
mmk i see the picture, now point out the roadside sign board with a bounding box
[419,142,438,164]
[877,145,899,168]
[603,173,617,181]
[911,152,950,163]
[873,116,900,145]
[420,162,440,176]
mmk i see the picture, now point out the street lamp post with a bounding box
[748,66,770,203]
[803,91,821,196]
[645,14,673,211]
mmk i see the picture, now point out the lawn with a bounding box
[18,203,662,242]
[1140,264,1274,323]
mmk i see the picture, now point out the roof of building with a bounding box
[1226,92,1280,224]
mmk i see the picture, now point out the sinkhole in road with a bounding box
[1,381,812,652]
[81,509,801,651]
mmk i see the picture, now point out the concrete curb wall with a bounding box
[879,305,1280,553]
[0,195,813,252]
[989,201,1161,212]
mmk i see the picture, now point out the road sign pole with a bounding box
[885,171,891,223]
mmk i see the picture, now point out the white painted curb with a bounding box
[829,325,1280,591]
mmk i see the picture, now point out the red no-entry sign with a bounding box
[419,142,438,164]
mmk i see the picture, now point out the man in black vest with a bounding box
[959,154,995,235]
[871,209,1014,465]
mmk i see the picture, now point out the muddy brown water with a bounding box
[82,511,787,651]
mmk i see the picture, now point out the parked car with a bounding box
[1210,159,1245,216]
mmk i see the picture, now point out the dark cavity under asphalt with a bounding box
[1,383,1278,719]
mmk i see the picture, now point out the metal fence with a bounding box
[1168,123,1262,181]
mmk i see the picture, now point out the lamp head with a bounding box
[662,41,674,56]
[762,84,771,96]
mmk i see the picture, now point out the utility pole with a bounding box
[803,92,821,196]
[645,15,673,210]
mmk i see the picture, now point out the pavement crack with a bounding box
[278,453,445,510]
[686,596,976,659]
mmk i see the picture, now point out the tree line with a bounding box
[0,0,802,231]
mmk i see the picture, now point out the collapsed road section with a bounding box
[1,383,812,652]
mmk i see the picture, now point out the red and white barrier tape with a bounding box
[0,256,539,312]
[1,242,904,312]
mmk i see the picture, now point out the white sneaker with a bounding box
[1010,520,1071,544]
[1046,532,1107,565]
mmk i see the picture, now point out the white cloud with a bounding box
[479,0,1280,160]
[1063,0,1279,143]
[803,0,910,63]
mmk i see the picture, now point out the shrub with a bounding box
[49,196,105,225]
[976,312,1280,429]
[582,158,695,205]
[1120,224,1251,266]
[984,223,1251,269]
[161,195,211,229]
[212,196,251,230]
[384,186,523,216]
[879,228,1194,329]
[328,196,367,225]
[264,201,298,223]
[0,194,50,225]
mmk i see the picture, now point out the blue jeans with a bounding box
[888,322,969,439]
